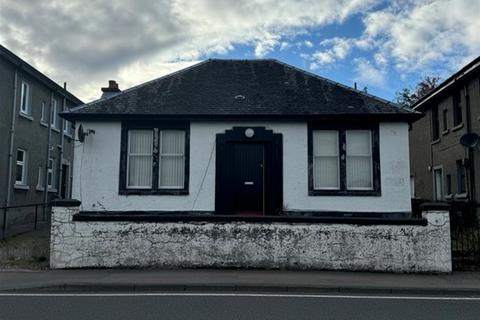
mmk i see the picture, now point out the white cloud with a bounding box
[364,0,480,73]
[1,0,478,100]
[0,0,382,101]
[353,58,386,87]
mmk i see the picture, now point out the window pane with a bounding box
[128,156,153,187]
[17,150,24,162]
[129,130,153,154]
[161,130,185,154]
[21,83,28,112]
[314,156,339,189]
[313,131,337,156]
[346,130,371,155]
[16,164,23,182]
[312,130,339,189]
[347,156,372,189]
[159,156,184,188]
[127,130,153,187]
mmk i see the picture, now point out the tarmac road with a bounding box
[1,292,480,320]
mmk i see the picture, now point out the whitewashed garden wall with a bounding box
[50,202,451,273]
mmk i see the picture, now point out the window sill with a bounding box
[444,194,454,200]
[455,193,468,199]
[309,189,381,197]
[64,133,73,138]
[442,129,449,135]
[431,139,440,145]
[51,127,60,133]
[119,189,189,196]
[451,123,464,132]
[40,121,48,128]
[14,184,30,191]
[19,112,33,121]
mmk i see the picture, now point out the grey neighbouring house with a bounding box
[410,56,480,205]
[0,44,83,237]
[51,59,451,272]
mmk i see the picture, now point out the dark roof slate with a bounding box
[63,59,417,121]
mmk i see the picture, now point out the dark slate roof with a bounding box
[62,59,419,121]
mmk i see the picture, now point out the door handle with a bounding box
[244,181,254,185]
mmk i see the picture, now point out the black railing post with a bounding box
[34,204,38,231]
[2,207,7,239]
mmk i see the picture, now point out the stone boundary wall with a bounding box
[50,205,452,273]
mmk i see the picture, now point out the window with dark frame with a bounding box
[308,123,380,196]
[445,174,452,195]
[47,158,55,188]
[442,109,448,132]
[15,149,27,185]
[120,121,189,195]
[20,81,30,115]
[431,105,439,141]
[453,90,463,126]
[41,101,47,123]
[51,99,58,129]
[456,159,467,194]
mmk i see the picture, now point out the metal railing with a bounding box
[0,202,51,239]
[450,201,480,270]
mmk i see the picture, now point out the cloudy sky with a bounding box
[1,0,479,103]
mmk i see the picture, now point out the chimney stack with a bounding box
[101,80,121,99]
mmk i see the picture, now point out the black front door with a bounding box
[233,143,264,214]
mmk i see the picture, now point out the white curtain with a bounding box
[159,130,185,188]
[127,130,153,188]
[313,130,339,189]
[346,130,372,189]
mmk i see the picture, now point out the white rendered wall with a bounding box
[72,121,411,212]
[50,205,452,272]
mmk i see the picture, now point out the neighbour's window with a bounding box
[120,122,189,194]
[442,109,448,132]
[312,131,339,189]
[456,159,467,194]
[64,120,72,135]
[453,91,463,126]
[309,124,379,196]
[48,158,55,188]
[16,149,28,185]
[41,101,47,123]
[432,105,439,141]
[445,174,452,195]
[20,82,30,115]
[37,167,44,189]
[51,99,58,128]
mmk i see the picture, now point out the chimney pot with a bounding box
[101,80,121,99]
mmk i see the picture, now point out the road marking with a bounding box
[0,292,480,300]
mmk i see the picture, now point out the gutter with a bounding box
[43,92,53,218]
[5,70,18,207]
[58,84,66,198]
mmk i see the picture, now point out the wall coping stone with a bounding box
[73,211,428,226]
[52,199,82,207]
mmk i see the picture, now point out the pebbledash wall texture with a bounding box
[50,204,452,272]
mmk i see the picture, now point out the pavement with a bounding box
[2,269,480,295]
